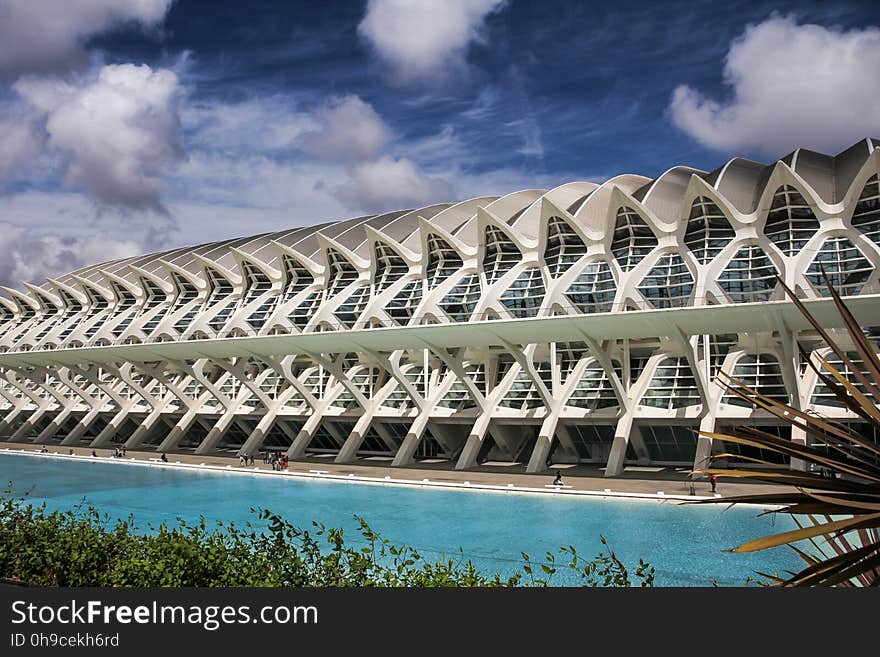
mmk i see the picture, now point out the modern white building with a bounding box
[1,139,879,475]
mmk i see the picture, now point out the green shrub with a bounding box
[0,493,653,587]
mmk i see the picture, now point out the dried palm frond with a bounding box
[697,272,880,586]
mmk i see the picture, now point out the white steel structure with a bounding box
[1,139,879,475]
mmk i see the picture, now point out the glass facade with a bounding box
[384,281,422,324]
[425,234,462,289]
[566,360,621,410]
[325,248,358,297]
[440,273,481,322]
[641,357,701,409]
[852,174,880,244]
[723,354,788,407]
[611,207,657,271]
[373,241,409,292]
[334,285,370,328]
[717,244,779,303]
[806,236,873,297]
[499,268,545,318]
[565,260,615,313]
[810,351,870,408]
[637,253,694,308]
[544,215,587,277]
[281,256,314,302]
[483,225,522,284]
[765,185,820,256]
[684,196,735,264]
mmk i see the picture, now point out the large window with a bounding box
[717,244,779,303]
[806,236,873,297]
[334,286,370,328]
[723,354,788,407]
[566,360,621,410]
[204,269,237,335]
[852,174,880,244]
[425,234,462,289]
[483,225,522,284]
[637,253,694,308]
[499,362,551,410]
[544,215,588,277]
[564,260,615,313]
[440,273,481,322]
[708,334,738,379]
[373,241,409,292]
[810,351,870,408]
[437,364,482,411]
[764,185,820,256]
[567,424,627,462]
[641,357,701,409]
[499,268,545,318]
[384,281,422,324]
[170,273,200,335]
[281,256,314,302]
[611,207,656,271]
[289,291,322,330]
[640,425,698,463]
[325,248,358,297]
[242,262,277,331]
[138,278,168,335]
[684,197,735,264]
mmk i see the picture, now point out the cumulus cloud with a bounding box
[0,221,141,286]
[300,95,390,161]
[669,15,880,155]
[336,155,453,212]
[0,0,172,77]
[13,63,184,211]
[0,108,45,180]
[358,0,505,82]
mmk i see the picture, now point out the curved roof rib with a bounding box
[2,138,877,310]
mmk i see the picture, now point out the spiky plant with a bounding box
[697,274,880,586]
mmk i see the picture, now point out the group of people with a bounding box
[109,445,127,458]
[238,453,255,466]
[266,451,289,471]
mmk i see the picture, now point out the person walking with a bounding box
[710,474,718,494]
[552,470,563,486]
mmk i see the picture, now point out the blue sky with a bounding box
[0,0,879,285]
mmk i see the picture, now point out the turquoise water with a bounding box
[0,453,802,586]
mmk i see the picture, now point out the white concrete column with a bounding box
[454,412,493,470]
[156,408,200,452]
[334,411,376,463]
[605,412,635,477]
[238,410,281,457]
[36,406,75,442]
[390,411,431,466]
[194,412,240,455]
[287,412,325,458]
[125,405,170,448]
[60,407,102,445]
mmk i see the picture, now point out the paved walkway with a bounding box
[0,441,793,502]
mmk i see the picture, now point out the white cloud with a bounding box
[0,221,141,286]
[0,0,172,76]
[336,155,453,212]
[14,63,184,212]
[300,95,390,161]
[669,15,880,155]
[0,108,45,180]
[358,0,505,82]
[181,96,316,154]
